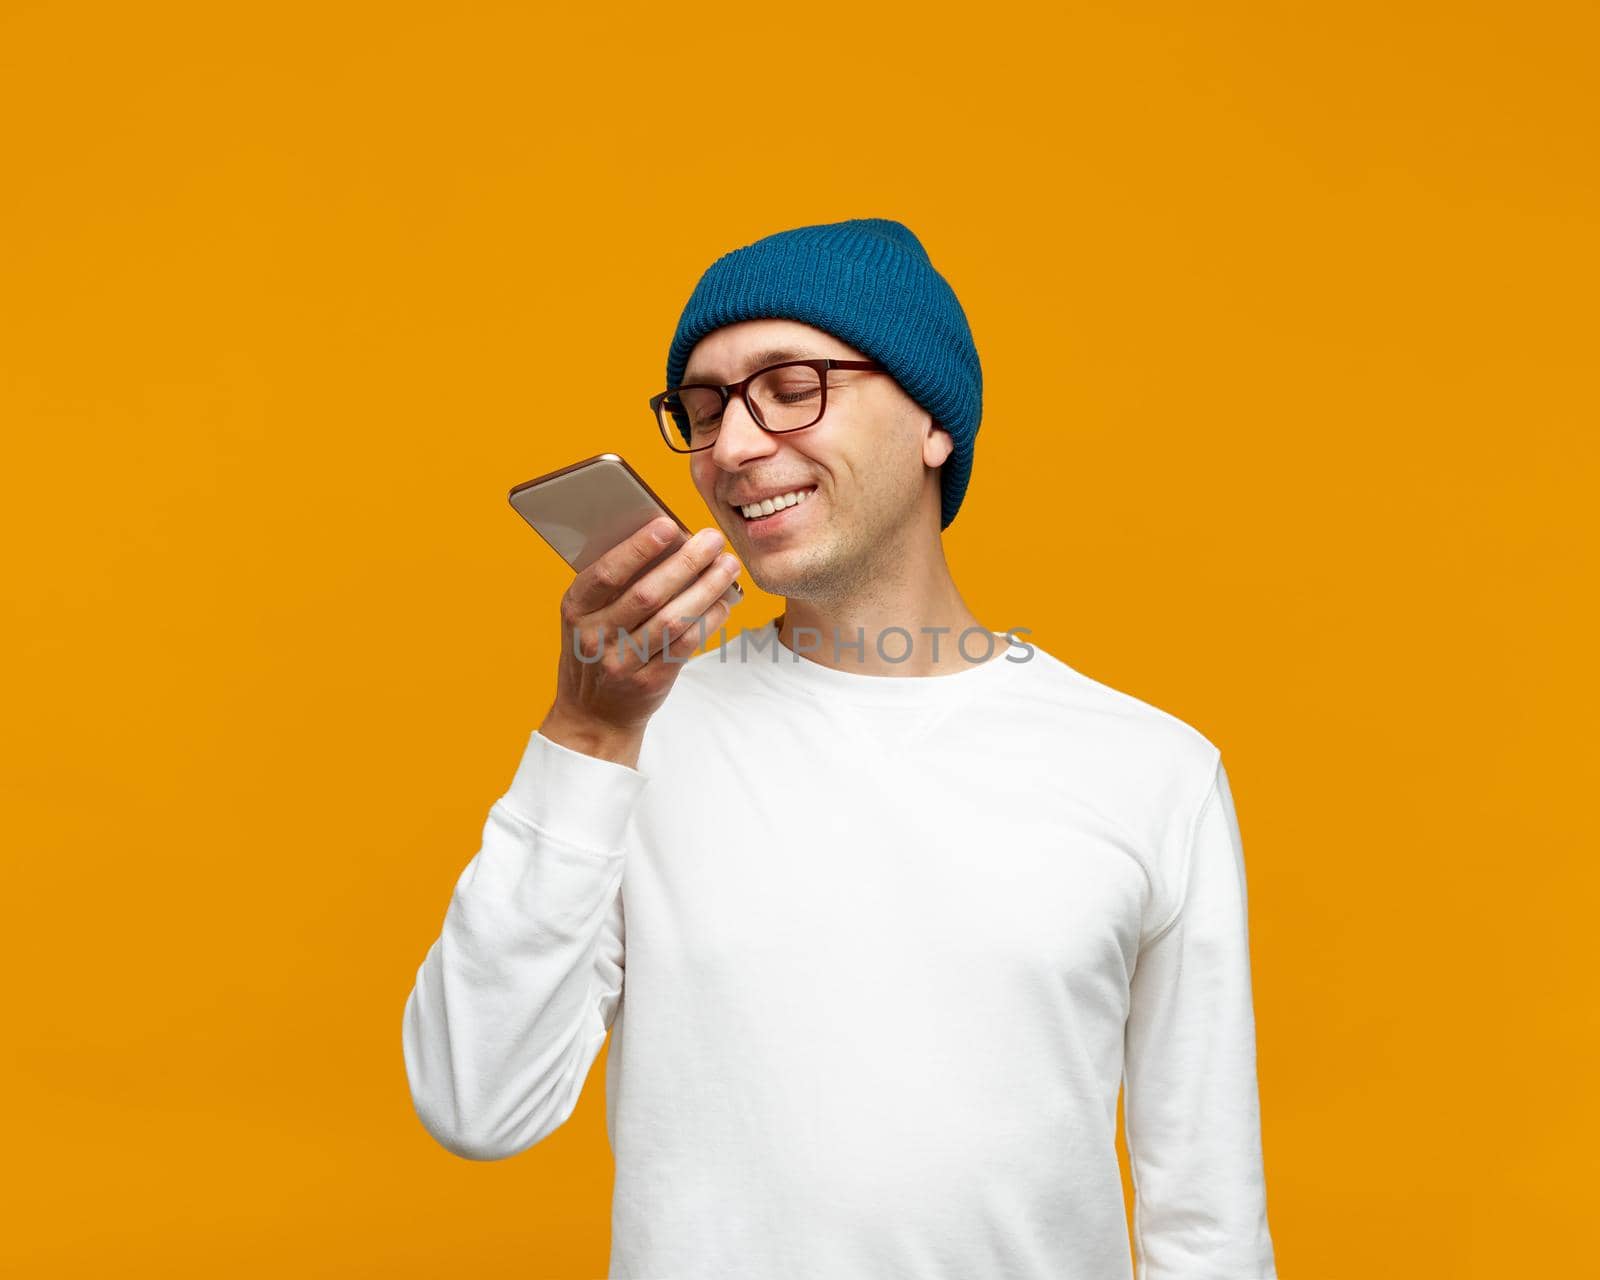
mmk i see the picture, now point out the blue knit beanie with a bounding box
[665,217,982,531]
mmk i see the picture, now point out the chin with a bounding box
[750,544,860,602]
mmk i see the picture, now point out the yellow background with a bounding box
[4,3,1595,1276]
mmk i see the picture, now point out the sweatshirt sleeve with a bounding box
[1122,755,1278,1280]
[401,727,648,1161]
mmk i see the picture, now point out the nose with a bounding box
[708,389,779,470]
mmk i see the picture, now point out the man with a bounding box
[402,217,1279,1279]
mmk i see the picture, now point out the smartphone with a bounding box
[508,452,742,605]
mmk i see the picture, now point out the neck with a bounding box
[774,549,995,677]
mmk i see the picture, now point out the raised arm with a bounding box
[400,727,643,1160]
[400,509,743,1159]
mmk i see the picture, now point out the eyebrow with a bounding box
[681,346,820,386]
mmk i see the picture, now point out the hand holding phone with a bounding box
[509,454,745,765]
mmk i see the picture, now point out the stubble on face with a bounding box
[741,399,930,609]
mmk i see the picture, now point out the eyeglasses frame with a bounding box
[648,358,887,453]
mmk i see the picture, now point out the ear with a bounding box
[923,421,954,468]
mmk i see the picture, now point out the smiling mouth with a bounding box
[732,486,817,522]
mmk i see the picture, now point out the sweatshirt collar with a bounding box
[730,616,1026,705]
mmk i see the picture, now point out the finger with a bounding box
[649,550,742,656]
[661,591,735,662]
[600,526,728,637]
[566,516,683,619]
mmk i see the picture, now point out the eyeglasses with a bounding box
[649,359,887,454]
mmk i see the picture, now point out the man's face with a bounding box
[682,318,952,602]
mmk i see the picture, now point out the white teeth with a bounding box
[739,487,814,519]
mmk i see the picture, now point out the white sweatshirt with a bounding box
[402,619,1278,1280]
